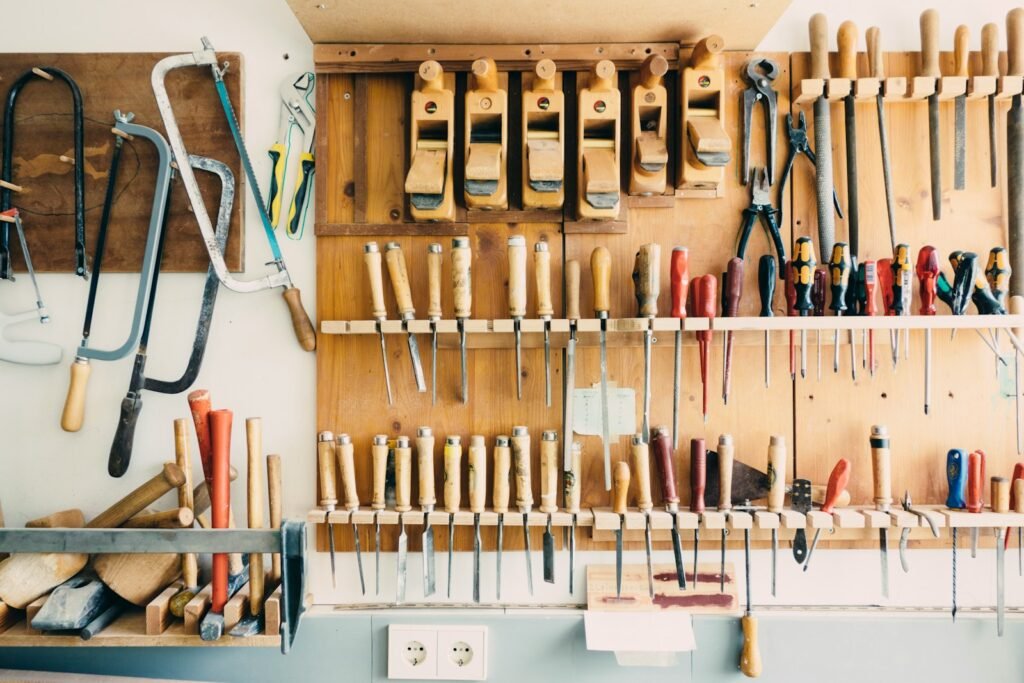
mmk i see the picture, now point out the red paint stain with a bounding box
[654,571,732,585]
[653,593,735,609]
[601,596,637,604]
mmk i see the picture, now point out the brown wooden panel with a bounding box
[0,52,243,273]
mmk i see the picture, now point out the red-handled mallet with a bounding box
[200,408,232,642]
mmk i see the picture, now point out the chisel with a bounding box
[564,440,582,594]
[336,433,365,595]
[921,9,943,219]
[384,242,427,392]
[493,435,511,600]
[670,248,690,450]
[837,21,861,257]
[793,237,817,380]
[631,434,655,597]
[991,476,1010,636]
[427,244,443,405]
[916,247,939,415]
[803,458,851,572]
[564,260,580,469]
[540,430,559,584]
[508,236,527,400]
[767,435,786,596]
[866,27,898,250]
[613,460,630,598]
[452,236,472,404]
[809,13,837,256]
[946,448,967,621]
[953,25,969,191]
[723,258,743,404]
[535,242,554,407]
[415,427,437,597]
[634,244,660,441]
[691,438,706,588]
[758,255,776,388]
[444,435,462,598]
[394,435,412,603]
[592,246,613,489]
[870,425,892,598]
[652,426,685,588]
[316,431,338,589]
[469,435,487,603]
[982,23,1000,188]
[717,434,734,592]
[511,426,534,594]
[371,434,388,596]
[363,243,393,404]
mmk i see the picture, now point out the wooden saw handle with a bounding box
[468,435,486,514]
[283,287,317,352]
[60,357,90,432]
[920,9,941,79]
[630,435,653,512]
[809,13,831,80]
[540,430,558,514]
[507,236,527,318]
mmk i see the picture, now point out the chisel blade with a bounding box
[430,325,438,405]
[353,522,365,595]
[600,326,612,490]
[460,322,468,404]
[496,515,504,601]
[422,515,436,597]
[954,94,966,190]
[899,527,911,573]
[524,514,534,595]
[615,524,624,597]
[771,530,777,597]
[396,520,408,604]
[543,516,555,584]
[544,324,551,408]
[997,527,1005,636]
[447,516,455,598]
[514,321,522,400]
[642,329,652,443]
[989,95,998,188]
[375,514,381,596]
[670,525,686,589]
[405,329,427,392]
[378,330,393,405]
[563,333,577,470]
[719,529,726,592]
[928,93,942,219]
[326,519,337,589]
[473,514,481,603]
[971,528,979,558]
[693,528,700,589]
[880,528,889,598]
[645,515,654,598]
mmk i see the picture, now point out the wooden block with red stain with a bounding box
[264,584,282,637]
[182,583,212,635]
[586,563,737,613]
[145,582,181,636]
[222,582,251,631]
[24,595,47,635]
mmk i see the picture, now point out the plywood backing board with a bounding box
[790,50,1016,520]
[0,52,243,273]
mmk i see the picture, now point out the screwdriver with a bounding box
[535,242,554,407]
[540,430,558,584]
[384,242,427,392]
[416,427,437,597]
[370,434,388,595]
[493,435,511,600]
[444,435,462,598]
[694,275,717,423]
[564,440,582,594]
[592,246,613,489]
[631,434,655,597]
[427,243,443,405]
[792,237,817,379]
[508,236,527,400]
[717,434,734,593]
[785,263,797,381]
[811,267,826,380]
[613,460,630,598]
[877,257,896,369]
[828,243,852,378]
[363,243,393,404]
[469,435,486,603]
[985,247,1011,376]
[652,425,686,588]
[767,435,786,597]
[863,261,878,377]
[452,237,472,404]
[634,244,661,442]
[316,431,338,588]
[758,255,776,388]
[968,449,986,559]
[511,426,534,594]
[671,248,690,449]
[691,437,706,589]
[945,448,966,621]
[854,261,868,369]
[723,257,743,405]
[336,433,365,595]
[803,458,852,572]
[916,247,939,414]
[891,244,912,366]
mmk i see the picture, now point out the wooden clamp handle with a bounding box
[651,426,678,511]
[336,434,359,511]
[766,435,787,513]
[511,425,533,512]
[565,259,581,321]
[718,434,734,512]
[451,236,472,319]
[690,438,706,514]
[822,458,852,514]
[633,243,661,318]
[246,417,265,616]
[982,23,1000,77]
[837,20,860,80]
[208,409,233,614]
[534,59,557,90]
[639,54,668,90]
[740,614,763,678]
[920,9,942,79]
[471,57,499,92]
[590,59,616,91]
[419,60,445,92]
[591,246,612,316]
[267,453,283,583]
[992,476,1011,513]
[612,460,630,515]
[416,427,437,509]
[689,35,724,70]
[866,27,885,80]
[540,430,559,513]
[427,244,443,320]
[364,242,387,319]
[385,242,415,318]
[87,462,185,529]
[809,13,831,80]
[443,436,462,513]
[954,25,970,78]
[60,357,91,432]
[870,425,892,511]
[630,435,653,513]
[564,441,582,514]
[469,435,487,514]
[187,389,213,485]
[395,436,412,513]
[493,435,511,514]
[283,287,317,352]
[534,242,554,319]
[507,236,527,318]
[317,431,338,509]
[1010,8,1024,77]
[371,435,388,511]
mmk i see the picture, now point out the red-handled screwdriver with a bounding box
[670,248,690,450]
[877,257,895,370]
[723,258,744,405]
[916,247,939,414]
[803,458,852,571]
[691,437,706,588]
[863,261,878,377]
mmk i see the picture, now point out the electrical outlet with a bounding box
[435,625,488,681]
[388,625,438,680]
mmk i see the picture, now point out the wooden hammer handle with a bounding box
[267,453,283,583]
[247,417,266,616]
[187,389,214,485]
[86,462,185,529]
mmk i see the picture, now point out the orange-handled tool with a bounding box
[803,458,851,572]
[723,257,744,405]
[187,389,213,485]
[208,408,233,615]
[695,275,717,423]
[670,247,689,449]
[917,246,939,414]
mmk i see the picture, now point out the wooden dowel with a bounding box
[31,67,53,81]
[59,155,74,166]
[0,179,23,193]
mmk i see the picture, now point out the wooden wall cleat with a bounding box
[406,60,456,221]
[629,54,669,196]
[577,59,621,219]
[678,35,729,198]
[464,57,508,210]
[522,58,564,209]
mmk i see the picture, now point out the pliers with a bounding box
[778,111,843,226]
[741,58,778,185]
[898,490,940,572]
[267,71,316,238]
[736,168,786,277]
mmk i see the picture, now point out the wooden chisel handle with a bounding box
[493,435,511,514]
[1009,9,1024,78]
[337,433,359,511]
[612,461,630,515]
[427,243,443,320]
[508,236,527,318]
[283,287,317,352]
[992,477,1010,513]
[385,242,416,319]
[511,426,533,512]
[630,435,653,513]
[564,441,582,514]
[468,435,486,514]
[809,13,831,80]
[452,237,472,319]
[633,243,660,318]
[1014,478,1024,514]
[174,418,198,589]
[954,25,970,78]
[187,389,213,485]
[866,27,884,80]
[718,434,734,512]
[444,436,462,513]
[766,435,786,514]
[591,246,611,317]
[870,425,892,511]
[209,409,233,614]
[690,438,706,514]
[267,453,283,583]
[317,430,338,510]
[651,426,679,511]
[565,259,581,321]
[364,242,387,320]
[540,430,559,514]
[371,435,388,511]
[395,436,412,513]
[982,23,999,77]
[86,462,185,529]
[837,20,859,80]
[535,242,553,318]
[60,357,90,432]
[416,427,437,510]
[822,458,852,514]
[920,9,941,79]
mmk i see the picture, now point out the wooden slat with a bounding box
[144,582,180,636]
[182,583,212,636]
[264,585,282,638]
[222,582,251,631]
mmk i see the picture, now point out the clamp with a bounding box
[268,72,316,238]
[741,58,778,185]
[778,112,843,226]
[898,490,940,572]
[736,168,786,276]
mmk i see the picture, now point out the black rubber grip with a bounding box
[108,392,143,478]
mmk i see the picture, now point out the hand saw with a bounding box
[267,72,315,238]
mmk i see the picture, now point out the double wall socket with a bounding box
[388,624,488,680]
